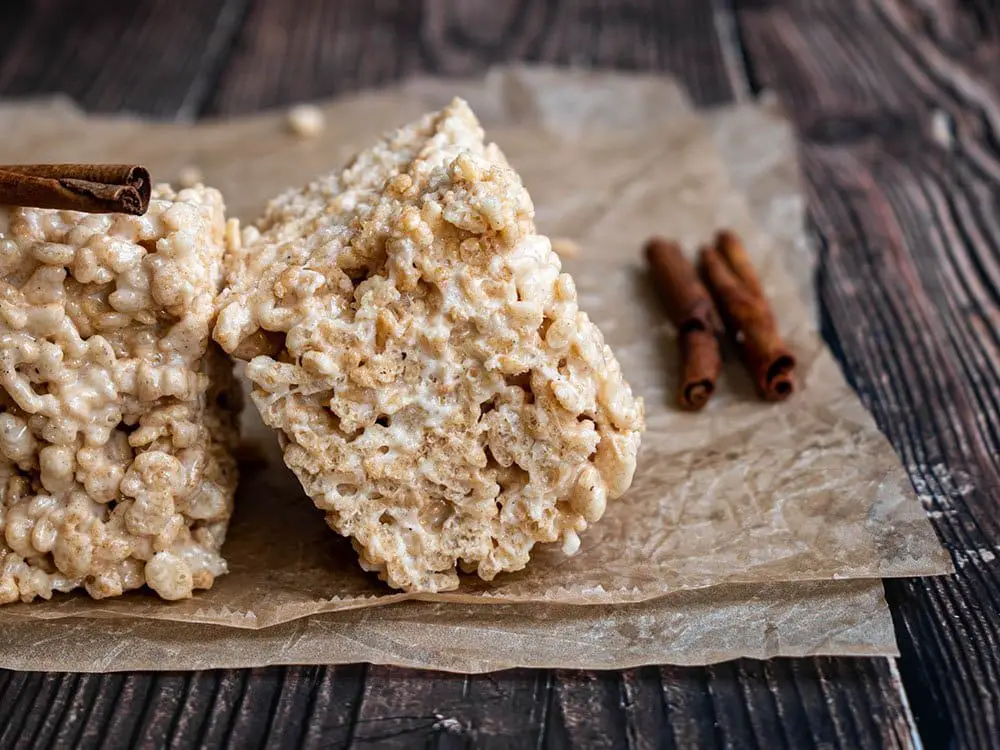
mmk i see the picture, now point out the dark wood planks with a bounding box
[0,0,252,119]
[204,0,734,115]
[0,4,31,61]
[0,661,919,749]
[736,0,1000,747]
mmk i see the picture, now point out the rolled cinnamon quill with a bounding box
[0,164,151,215]
[644,237,722,410]
[699,231,795,401]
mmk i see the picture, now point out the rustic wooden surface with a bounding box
[1,0,998,748]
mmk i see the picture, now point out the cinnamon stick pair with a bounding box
[645,231,795,410]
[0,164,151,215]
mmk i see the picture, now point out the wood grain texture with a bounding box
[0,0,251,119]
[736,1,1000,748]
[3,0,1000,747]
[0,661,919,749]
[205,0,735,115]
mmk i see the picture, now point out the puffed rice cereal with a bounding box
[0,185,241,604]
[215,98,644,593]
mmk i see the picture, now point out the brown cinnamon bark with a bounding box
[715,229,765,298]
[0,164,151,215]
[700,231,795,401]
[644,237,722,410]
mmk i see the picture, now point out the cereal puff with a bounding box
[0,186,241,603]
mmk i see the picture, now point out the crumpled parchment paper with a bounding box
[0,579,893,672]
[0,69,949,663]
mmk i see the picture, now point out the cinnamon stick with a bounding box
[715,229,765,298]
[699,231,795,401]
[644,237,722,410]
[0,164,151,215]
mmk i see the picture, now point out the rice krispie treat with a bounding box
[0,185,241,604]
[215,99,644,592]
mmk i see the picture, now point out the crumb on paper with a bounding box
[176,165,204,189]
[0,185,241,605]
[286,104,325,138]
[551,237,581,258]
[214,98,645,594]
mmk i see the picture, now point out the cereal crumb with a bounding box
[433,716,463,734]
[930,109,954,149]
[551,237,581,258]
[286,104,325,138]
[215,98,644,594]
[176,165,204,189]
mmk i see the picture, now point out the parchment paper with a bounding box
[0,579,893,672]
[0,71,914,671]
[0,69,950,631]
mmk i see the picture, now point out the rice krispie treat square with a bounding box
[0,185,240,603]
[215,99,644,593]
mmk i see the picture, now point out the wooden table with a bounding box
[1,1,997,748]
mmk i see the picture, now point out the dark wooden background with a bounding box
[1,1,999,748]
